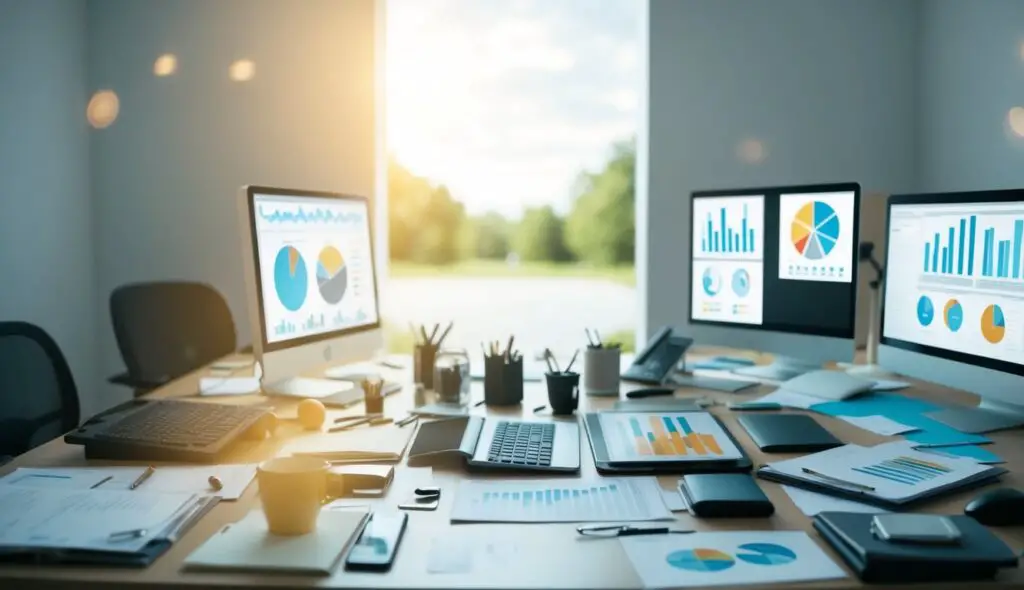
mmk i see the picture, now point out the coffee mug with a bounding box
[545,372,580,415]
[257,456,331,535]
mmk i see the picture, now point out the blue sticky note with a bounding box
[810,393,991,447]
[922,445,1005,464]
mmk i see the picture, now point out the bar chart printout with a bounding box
[922,213,1024,280]
[598,413,744,463]
[450,478,673,523]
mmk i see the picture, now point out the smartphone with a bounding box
[871,514,961,545]
[345,512,408,571]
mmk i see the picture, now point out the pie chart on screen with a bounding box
[791,201,839,260]
[274,245,307,312]
[944,299,964,332]
[702,267,722,297]
[316,246,348,304]
[917,295,934,326]
[981,304,1005,344]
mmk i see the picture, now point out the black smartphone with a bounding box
[345,512,408,572]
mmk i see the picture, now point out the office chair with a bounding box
[0,321,80,462]
[109,281,241,396]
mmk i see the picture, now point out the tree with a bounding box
[387,158,467,264]
[513,205,572,262]
[565,139,636,265]
[464,212,512,260]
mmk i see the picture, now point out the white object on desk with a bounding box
[838,415,919,436]
[871,379,911,392]
[661,484,689,512]
[283,424,415,464]
[780,370,874,401]
[198,377,260,396]
[210,359,255,370]
[0,487,202,553]
[781,485,889,517]
[751,388,822,410]
[450,477,672,523]
[619,531,845,588]
[1,465,258,501]
[184,510,368,575]
[325,467,432,510]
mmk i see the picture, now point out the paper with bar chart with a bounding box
[777,191,855,283]
[598,413,743,463]
[767,441,996,503]
[883,203,1024,368]
[450,477,673,523]
[691,196,765,325]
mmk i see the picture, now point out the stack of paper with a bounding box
[283,424,415,463]
[0,464,257,500]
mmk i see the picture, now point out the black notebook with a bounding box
[737,413,842,453]
[679,473,774,517]
[813,511,1018,583]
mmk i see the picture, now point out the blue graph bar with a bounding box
[702,204,755,254]
[676,417,692,435]
[1000,241,1011,278]
[734,234,739,251]
[932,234,940,272]
[942,248,948,274]
[947,228,955,273]
[663,417,677,434]
[957,219,966,275]
[708,217,714,252]
[726,228,733,253]
[629,417,642,437]
[968,216,976,276]
[984,229,994,276]
[748,228,754,249]
[1015,220,1023,279]
[720,209,727,253]
[742,205,748,252]
[924,243,930,272]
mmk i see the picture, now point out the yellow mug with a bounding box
[257,456,331,535]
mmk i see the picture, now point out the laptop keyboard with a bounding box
[487,422,555,467]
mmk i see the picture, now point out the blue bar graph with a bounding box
[1015,220,1023,279]
[701,203,756,254]
[968,215,976,276]
[957,219,966,275]
[924,213,1024,281]
[924,215,984,277]
[924,243,930,272]
[947,228,955,273]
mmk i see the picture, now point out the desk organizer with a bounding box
[413,344,438,390]
[483,355,523,406]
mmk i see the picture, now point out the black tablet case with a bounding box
[736,413,842,453]
[583,412,753,475]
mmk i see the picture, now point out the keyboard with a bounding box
[65,399,268,463]
[487,421,555,467]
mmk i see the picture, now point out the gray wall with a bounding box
[87,0,379,404]
[0,0,99,416]
[641,0,921,338]
[918,0,1024,192]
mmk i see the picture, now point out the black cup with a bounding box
[545,372,580,415]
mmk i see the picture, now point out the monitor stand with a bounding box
[730,356,819,382]
[927,398,1024,434]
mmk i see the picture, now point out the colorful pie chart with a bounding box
[702,267,721,297]
[944,299,963,332]
[791,201,840,260]
[735,543,797,566]
[666,548,735,572]
[981,304,1006,344]
[917,295,934,326]
[273,245,307,311]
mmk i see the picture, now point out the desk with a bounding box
[1,350,1022,589]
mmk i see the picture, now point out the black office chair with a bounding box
[108,281,241,395]
[0,321,80,461]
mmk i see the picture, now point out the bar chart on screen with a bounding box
[598,412,744,462]
[921,210,1024,283]
[692,196,765,261]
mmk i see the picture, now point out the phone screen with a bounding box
[346,512,407,567]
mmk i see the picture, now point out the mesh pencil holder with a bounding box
[483,355,523,406]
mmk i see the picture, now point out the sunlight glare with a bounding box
[229,59,255,82]
[736,138,767,164]
[86,90,119,129]
[1009,107,1024,138]
[153,54,177,77]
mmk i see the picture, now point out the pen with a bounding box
[801,467,876,492]
[396,414,419,427]
[576,525,695,537]
[90,475,113,489]
[108,528,148,542]
[564,349,580,373]
[130,465,155,490]
[368,417,393,426]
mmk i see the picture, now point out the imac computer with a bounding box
[239,186,384,398]
[688,183,861,381]
[879,189,1024,433]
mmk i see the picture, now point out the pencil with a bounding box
[565,349,580,373]
[130,465,155,490]
[428,323,440,346]
[436,321,454,348]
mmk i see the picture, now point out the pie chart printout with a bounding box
[274,245,308,312]
[981,304,1006,344]
[316,246,348,305]
[791,201,840,260]
[666,548,735,572]
[735,543,798,566]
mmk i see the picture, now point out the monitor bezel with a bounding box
[688,182,861,340]
[881,189,1024,378]
[244,185,382,354]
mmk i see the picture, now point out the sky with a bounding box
[386,0,641,218]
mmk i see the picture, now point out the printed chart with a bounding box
[777,191,855,283]
[851,455,952,485]
[598,413,743,462]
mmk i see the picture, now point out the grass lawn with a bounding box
[383,324,635,354]
[389,259,635,287]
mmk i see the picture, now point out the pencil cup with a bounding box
[583,346,620,396]
[413,344,438,390]
[434,349,471,406]
[483,355,523,406]
[545,372,580,415]
[362,381,384,415]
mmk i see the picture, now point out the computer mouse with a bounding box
[964,487,1024,526]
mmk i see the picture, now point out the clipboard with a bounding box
[583,412,753,475]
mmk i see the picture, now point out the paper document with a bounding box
[871,379,910,392]
[325,467,432,510]
[199,376,260,396]
[0,487,200,553]
[839,415,918,436]
[283,424,414,463]
[766,440,997,503]
[781,485,889,516]
[662,485,689,512]
[598,413,744,463]
[450,477,673,523]
[620,531,845,588]
[1,464,257,500]
[755,388,822,410]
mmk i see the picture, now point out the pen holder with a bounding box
[413,344,438,390]
[362,382,384,415]
[583,346,620,396]
[545,372,580,415]
[483,355,523,406]
[434,349,470,406]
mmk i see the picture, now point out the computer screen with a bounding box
[249,191,381,347]
[882,196,1024,376]
[689,184,859,338]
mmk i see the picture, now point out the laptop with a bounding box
[408,416,580,473]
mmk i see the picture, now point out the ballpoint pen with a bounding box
[108,528,148,542]
[801,467,876,492]
[130,465,155,490]
[576,525,695,537]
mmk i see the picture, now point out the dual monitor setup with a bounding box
[234,183,1024,432]
[688,184,1024,431]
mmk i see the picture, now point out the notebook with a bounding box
[737,413,842,452]
[283,424,415,464]
[757,440,1004,508]
[184,510,369,575]
[678,473,774,517]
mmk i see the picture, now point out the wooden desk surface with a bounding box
[1,350,1022,589]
